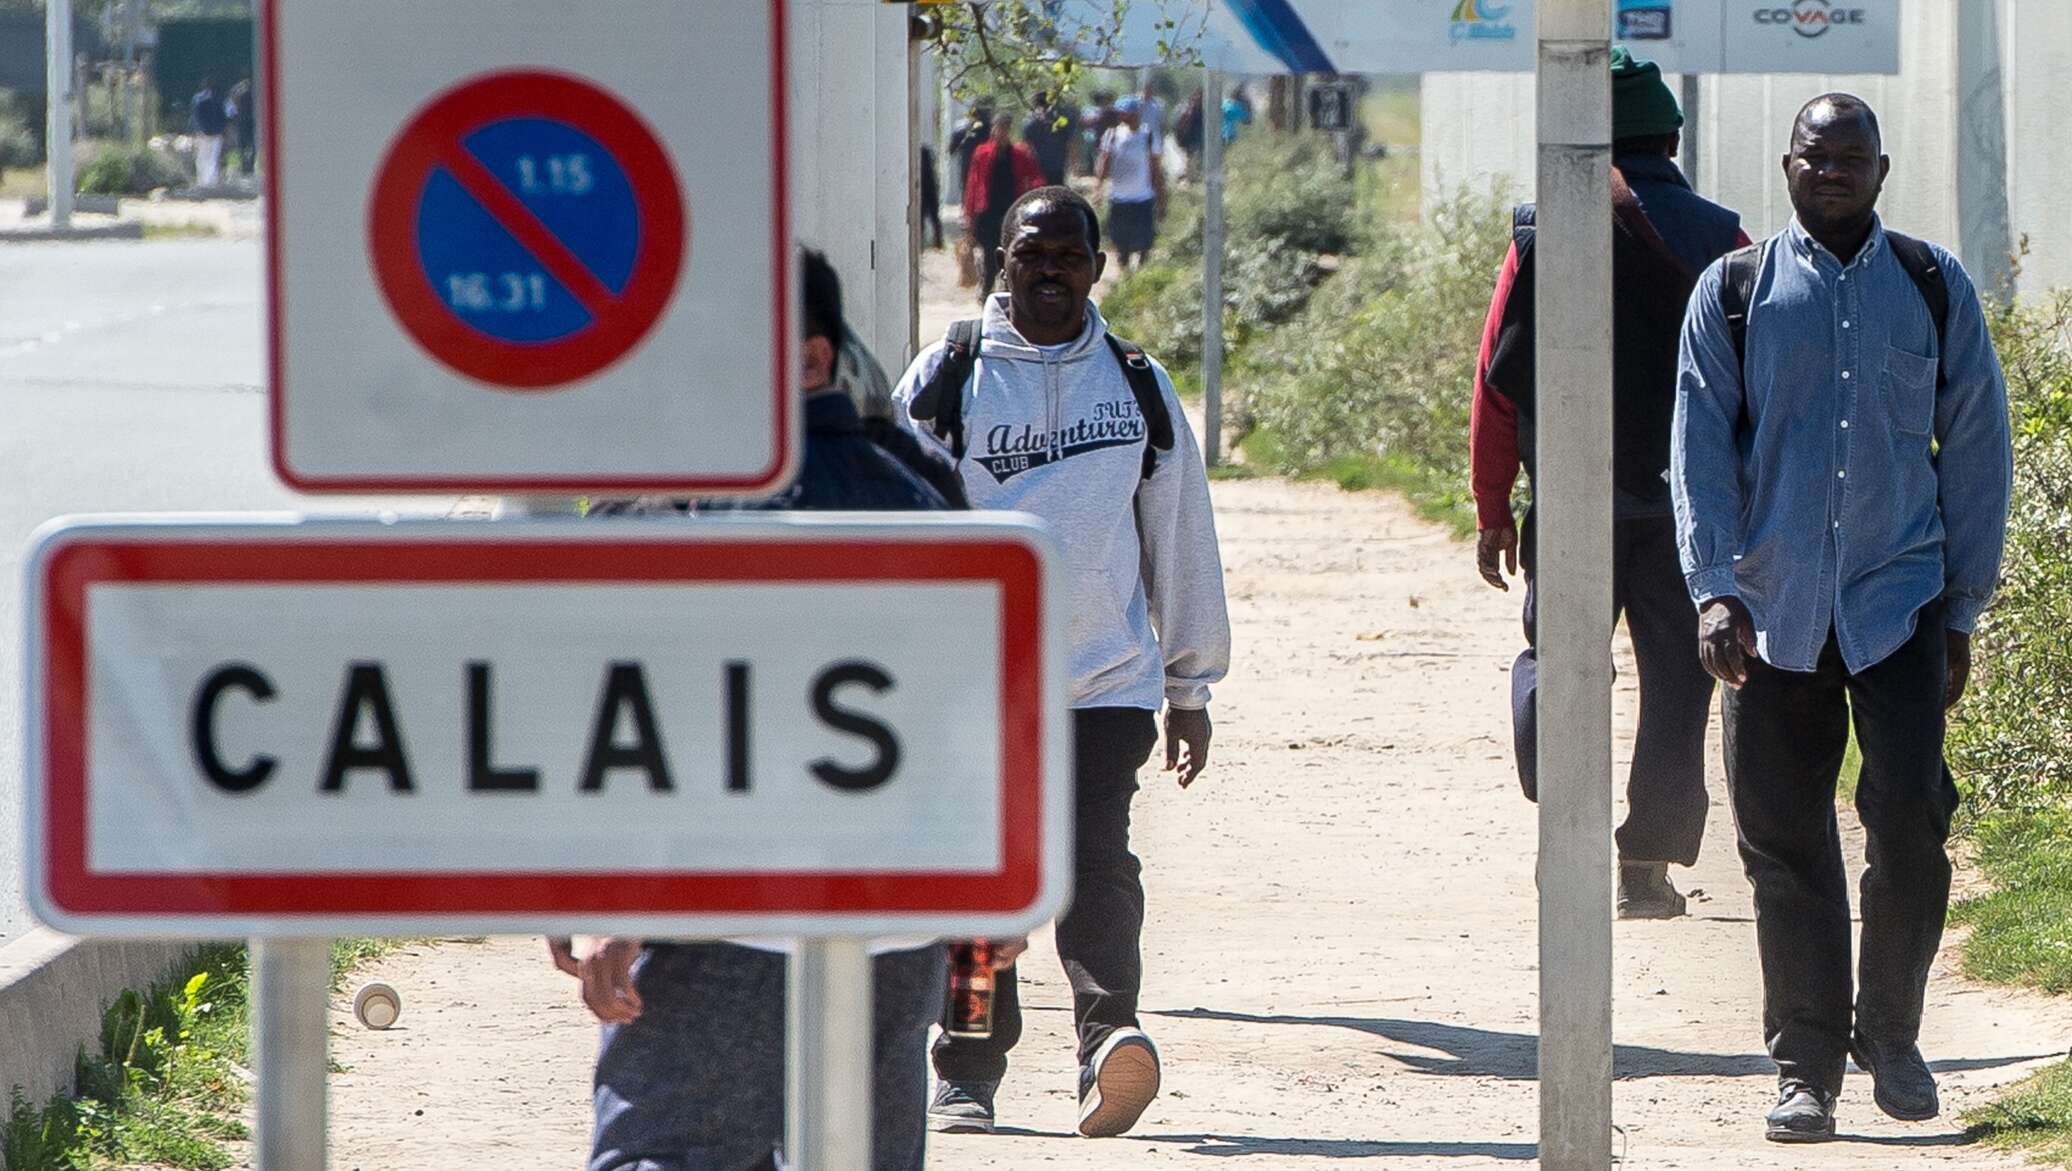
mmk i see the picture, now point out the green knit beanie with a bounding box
[1611,45,1683,140]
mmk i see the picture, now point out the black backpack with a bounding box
[1719,230,1950,387]
[906,318,1175,480]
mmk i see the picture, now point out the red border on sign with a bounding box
[40,536,1044,922]
[262,0,794,494]
[367,71,689,390]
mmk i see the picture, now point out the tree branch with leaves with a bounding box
[919,0,1208,114]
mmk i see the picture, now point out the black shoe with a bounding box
[1077,1028,1161,1138]
[1852,1034,1941,1121]
[1617,862,1689,920]
[927,1079,998,1134]
[1765,1081,1837,1143]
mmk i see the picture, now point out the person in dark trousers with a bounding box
[554,250,952,1171]
[189,77,227,188]
[894,187,1230,1140]
[963,113,1044,302]
[919,145,943,249]
[227,76,257,176]
[1673,94,2012,1142]
[1474,48,1748,919]
[1022,93,1075,187]
[947,107,993,289]
[1096,97,1164,271]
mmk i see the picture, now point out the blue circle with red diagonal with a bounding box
[369,70,688,391]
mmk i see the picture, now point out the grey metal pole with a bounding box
[1535,1,1615,1168]
[1679,72,1701,196]
[44,0,74,229]
[786,938,874,1171]
[252,938,329,1171]
[1200,68,1227,469]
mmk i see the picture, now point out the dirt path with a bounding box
[311,249,2072,1168]
[319,470,2072,1170]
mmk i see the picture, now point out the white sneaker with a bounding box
[1076,1028,1160,1138]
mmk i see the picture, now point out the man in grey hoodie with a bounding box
[894,186,1231,1139]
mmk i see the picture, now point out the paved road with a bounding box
[0,239,445,943]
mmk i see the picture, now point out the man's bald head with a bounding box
[1794,93,1881,151]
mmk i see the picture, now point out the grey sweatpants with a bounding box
[590,941,946,1171]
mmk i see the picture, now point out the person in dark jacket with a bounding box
[190,77,228,188]
[558,250,949,1171]
[1471,47,1751,919]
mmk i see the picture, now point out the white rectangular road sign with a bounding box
[264,0,797,495]
[24,516,1067,939]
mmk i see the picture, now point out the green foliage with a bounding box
[1243,183,1515,532]
[1947,291,2072,815]
[1951,808,2072,993]
[75,140,187,195]
[1,946,247,1171]
[0,94,38,175]
[1965,1056,2072,1165]
[1103,134,1370,388]
[923,0,1205,113]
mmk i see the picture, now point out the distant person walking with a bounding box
[1475,48,1749,919]
[896,187,1230,1140]
[963,113,1044,301]
[1023,94,1077,187]
[227,77,257,176]
[189,77,227,188]
[919,144,943,249]
[1673,93,2012,1142]
[1221,86,1253,146]
[1097,97,1164,271]
[947,107,994,288]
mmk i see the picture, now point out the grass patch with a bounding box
[1950,808,2072,994]
[1965,1058,2072,1166]
[142,222,221,241]
[3,940,402,1171]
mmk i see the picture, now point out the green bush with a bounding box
[75,141,188,196]
[1102,134,1367,387]
[1947,291,2072,815]
[0,92,37,177]
[1243,183,1515,530]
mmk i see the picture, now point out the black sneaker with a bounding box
[927,1079,998,1134]
[1765,1080,1837,1143]
[1077,1028,1161,1138]
[1852,1034,1941,1121]
[1617,862,1689,920]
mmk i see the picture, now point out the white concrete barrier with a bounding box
[0,930,194,1110]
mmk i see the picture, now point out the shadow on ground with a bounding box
[1153,1009,2054,1082]
[1139,1134,1537,1159]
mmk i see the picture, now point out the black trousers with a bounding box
[1512,513,1716,866]
[1723,604,1960,1095]
[975,213,1007,303]
[933,707,1160,1082]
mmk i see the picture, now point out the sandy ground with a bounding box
[303,248,2072,1169]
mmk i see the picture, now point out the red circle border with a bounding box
[367,70,689,392]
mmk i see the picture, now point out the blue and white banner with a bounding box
[1112,0,1900,76]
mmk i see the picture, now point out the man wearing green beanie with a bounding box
[1471,49,1750,917]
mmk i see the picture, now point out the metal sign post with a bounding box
[43,0,73,229]
[786,939,875,1171]
[1534,1,1615,1168]
[252,938,329,1171]
[1200,67,1227,469]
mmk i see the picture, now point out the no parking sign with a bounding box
[265,0,794,494]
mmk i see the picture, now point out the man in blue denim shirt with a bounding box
[1672,95,2012,1142]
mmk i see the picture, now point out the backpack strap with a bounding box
[1105,333,1174,480]
[905,318,983,462]
[1881,230,1952,385]
[1719,243,1762,374]
[1512,204,1536,253]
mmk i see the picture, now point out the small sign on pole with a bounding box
[264,0,798,495]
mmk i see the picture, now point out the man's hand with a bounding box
[1476,522,1520,591]
[575,937,646,1025]
[1165,706,1212,788]
[1697,597,1759,689]
[979,938,1029,970]
[546,936,579,977]
[1945,630,1972,710]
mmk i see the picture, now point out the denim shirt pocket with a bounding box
[1883,344,1937,438]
